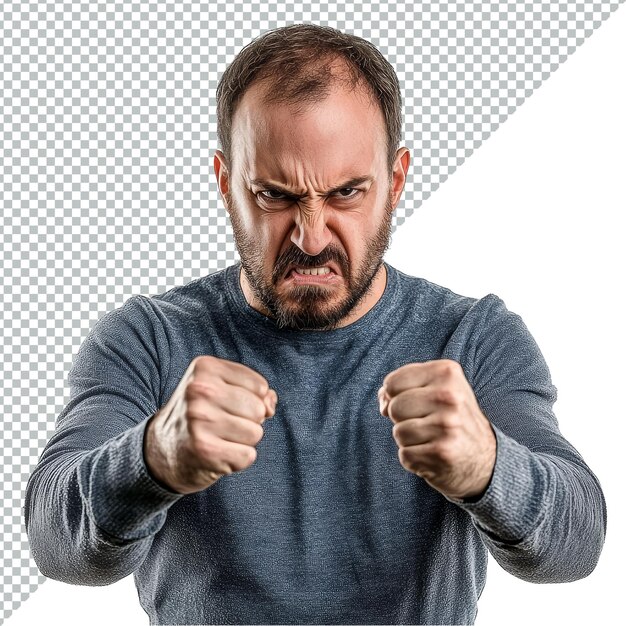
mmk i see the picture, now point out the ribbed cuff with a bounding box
[78,417,184,542]
[445,424,549,544]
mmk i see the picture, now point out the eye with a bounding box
[258,190,290,203]
[336,188,360,199]
[258,187,362,203]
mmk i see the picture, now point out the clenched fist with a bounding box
[378,359,496,501]
[144,355,278,495]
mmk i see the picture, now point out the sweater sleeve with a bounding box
[445,294,607,583]
[23,295,184,586]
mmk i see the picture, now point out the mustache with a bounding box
[277,247,346,278]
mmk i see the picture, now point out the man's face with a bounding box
[215,70,409,331]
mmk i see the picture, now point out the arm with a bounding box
[23,296,184,586]
[446,294,607,583]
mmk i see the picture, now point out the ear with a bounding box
[389,147,410,210]
[213,150,231,210]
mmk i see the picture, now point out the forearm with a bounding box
[448,425,607,583]
[24,418,183,586]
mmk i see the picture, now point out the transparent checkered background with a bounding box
[1,1,623,622]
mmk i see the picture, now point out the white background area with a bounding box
[8,6,625,625]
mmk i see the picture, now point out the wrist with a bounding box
[143,412,182,495]
[455,429,497,502]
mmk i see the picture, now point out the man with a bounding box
[24,23,606,625]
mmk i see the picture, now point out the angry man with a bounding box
[24,23,607,625]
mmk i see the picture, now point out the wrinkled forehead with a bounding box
[230,79,387,180]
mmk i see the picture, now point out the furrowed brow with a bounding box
[249,176,374,196]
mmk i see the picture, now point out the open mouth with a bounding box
[283,265,340,284]
[283,262,341,279]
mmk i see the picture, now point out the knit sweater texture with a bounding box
[24,261,607,625]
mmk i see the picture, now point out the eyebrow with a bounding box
[249,175,374,197]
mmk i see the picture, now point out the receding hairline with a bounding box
[255,54,376,109]
[216,25,403,182]
[228,60,390,174]
[228,80,387,174]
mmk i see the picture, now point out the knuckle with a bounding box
[431,439,454,464]
[244,422,264,446]
[228,443,257,472]
[438,359,459,378]
[257,378,269,397]
[189,431,214,459]
[204,442,234,475]
[253,422,265,443]
[187,405,218,431]
[193,355,216,369]
[398,447,418,473]
[434,386,461,406]
[392,422,408,445]
[187,380,219,400]
[440,409,462,430]
[244,445,258,467]
[398,446,410,465]
[185,407,203,429]
[189,434,234,477]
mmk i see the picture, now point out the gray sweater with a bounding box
[23,261,607,625]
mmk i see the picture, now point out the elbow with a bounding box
[497,522,606,584]
[494,548,603,584]
[518,550,603,584]
[28,536,136,587]
[24,453,154,587]
[26,522,122,587]
[524,458,609,583]
[24,486,138,587]
[555,475,608,583]
[566,520,606,582]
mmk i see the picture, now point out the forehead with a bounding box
[231,79,387,182]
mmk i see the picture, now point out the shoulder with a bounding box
[388,264,535,379]
[390,263,497,326]
[140,265,231,320]
[82,265,232,357]
[88,265,233,342]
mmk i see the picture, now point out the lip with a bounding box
[283,267,340,284]
[283,262,342,280]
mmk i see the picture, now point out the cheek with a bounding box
[244,217,286,262]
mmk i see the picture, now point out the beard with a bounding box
[224,188,394,331]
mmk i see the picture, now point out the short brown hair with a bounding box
[216,23,403,178]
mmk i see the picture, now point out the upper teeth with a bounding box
[295,266,331,275]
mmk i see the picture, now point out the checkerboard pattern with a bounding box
[2,1,623,622]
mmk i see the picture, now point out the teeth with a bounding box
[295,266,331,275]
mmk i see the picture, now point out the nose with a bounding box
[290,208,333,257]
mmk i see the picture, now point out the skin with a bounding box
[205,60,496,500]
[213,66,410,331]
[144,355,278,495]
[379,360,496,500]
